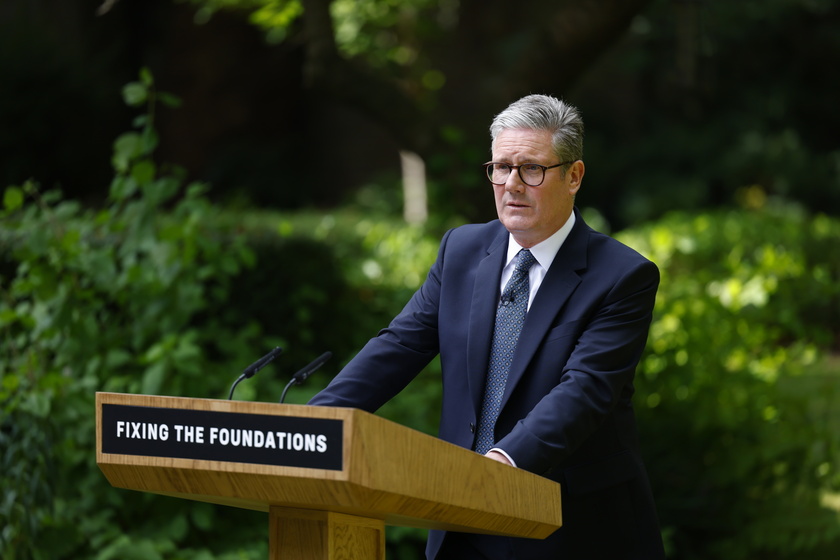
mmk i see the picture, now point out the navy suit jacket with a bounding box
[309,209,665,559]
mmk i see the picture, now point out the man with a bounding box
[309,94,665,559]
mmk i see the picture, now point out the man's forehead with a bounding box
[492,128,553,157]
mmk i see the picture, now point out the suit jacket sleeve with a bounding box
[307,230,451,412]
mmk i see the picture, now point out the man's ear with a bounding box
[567,160,585,195]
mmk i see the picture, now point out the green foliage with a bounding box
[187,0,303,43]
[218,209,443,415]
[0,71,263,559]
[577,0,840,228]
[188,0,450,97]
[618,202,840,559]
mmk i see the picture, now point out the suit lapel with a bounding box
[467,226,509,414]
[499,211,589,410]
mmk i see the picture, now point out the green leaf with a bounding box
[142,177,179,207]
[21,179,38,195]
[112,132,144,173]
[20,391,51,418]
[141,126,159,154]
[109,176,138,201]
[121,82,148,107]
[190,503,214,531]
[157,92,182,108]
[96,537,164,560]
[131,160,157,185]
[3,185,24,211]
[0,308,18,327]
[138,66,154,87]
[141,362,166,395]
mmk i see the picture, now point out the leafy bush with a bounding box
[0,71,265,560]
[619,202,840,559]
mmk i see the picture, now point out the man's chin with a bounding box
[500,215,534,233]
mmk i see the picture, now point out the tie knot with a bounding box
[514,249,537,274]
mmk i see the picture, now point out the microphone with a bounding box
[280,351,332,403]
[228,347,283,400]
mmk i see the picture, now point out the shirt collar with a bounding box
[505,211,576,271]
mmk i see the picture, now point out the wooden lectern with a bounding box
[96,392,561,559]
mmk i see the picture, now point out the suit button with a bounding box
[469,423,476,433]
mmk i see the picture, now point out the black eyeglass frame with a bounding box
[483,161,575,187]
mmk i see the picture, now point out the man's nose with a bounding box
[505,169,526,193]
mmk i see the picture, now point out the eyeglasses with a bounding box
[483,161,574,187]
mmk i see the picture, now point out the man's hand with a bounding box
[485,450,513,466]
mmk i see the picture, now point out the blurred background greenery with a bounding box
[1,0,838,558]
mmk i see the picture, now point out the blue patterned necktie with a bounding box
[475,249,538,455]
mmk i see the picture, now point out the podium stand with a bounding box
[96,392,562,559]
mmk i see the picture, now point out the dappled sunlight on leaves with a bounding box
[618,204,840,558]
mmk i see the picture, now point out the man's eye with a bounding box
[522,164,542,173]
[494,164,511,172]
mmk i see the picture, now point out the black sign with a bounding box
[101,404,343,471]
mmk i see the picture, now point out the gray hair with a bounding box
[490,94,584,163]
